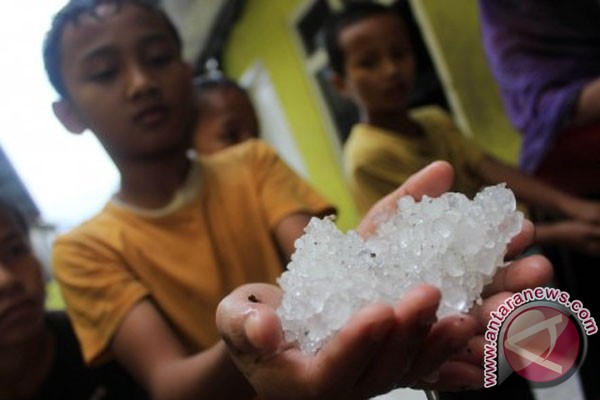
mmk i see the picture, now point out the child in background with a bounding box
[0,197,147,400]
[193,74,260,155]
[326,1,600,258]
[44,0,552,398]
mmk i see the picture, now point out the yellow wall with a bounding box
[410,0,521,165]
[224,0,360,230]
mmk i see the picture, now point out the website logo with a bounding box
[484,287,597,388]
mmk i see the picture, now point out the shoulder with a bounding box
[410,105,456,127]
[199,139,283,179]
[345,123,391,153]
[52,204,132,273]
[54,201,136,247]
[54,204,121,243]
[410,106,466,143]
[211,138,278,162]
[344,123,409,163]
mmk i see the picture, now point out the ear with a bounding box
[52,99,87,134]
[329,71,350,98]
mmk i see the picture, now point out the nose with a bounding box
[126,63,158,99]
[0,263,17,293]
[381,57,401,77]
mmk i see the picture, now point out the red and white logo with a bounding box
[503,306,581,383]
[483,288,596,389]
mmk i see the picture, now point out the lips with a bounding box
[0,297,36,329]
[134,104,169,127]
[383,82,407,97]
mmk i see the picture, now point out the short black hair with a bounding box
[43,0,183,99]
[324,1,401,76]
[0,197,30,236]
[193,74,248,97]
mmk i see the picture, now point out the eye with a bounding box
[88,67,118,83]
[0,241,30,265]
[147,52,174,67]
[222,130,240,145]
[144,41,177,68]
[358,57,374,68]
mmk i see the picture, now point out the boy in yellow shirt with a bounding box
[44,0,552,398]
[326,2,600,257]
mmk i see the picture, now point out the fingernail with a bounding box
[244,310,259,346]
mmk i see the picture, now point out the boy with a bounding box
[44,0,552,398]
[193,74,260,155]
[0,197,147,399]
[326,2,600,257]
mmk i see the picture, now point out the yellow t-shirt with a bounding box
[344,106,486,215]
[52,140,334,365]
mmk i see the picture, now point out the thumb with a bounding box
[358,161,455,237]
[216,283,284,356]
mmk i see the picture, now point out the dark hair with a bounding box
[324,1,401,75]
[193,74,248,97]
[0,197,30,236]
[43,0,183,98]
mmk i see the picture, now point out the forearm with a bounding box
[532,223,565,246]
[477,155,574,216]
[112,300,255,400]
[147,341,255,400]
[572,77,600,127]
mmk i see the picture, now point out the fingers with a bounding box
[450,335,486,365]
[358,161,454,237]
[352,285,479,396]
[397,313,477,388]
[417,360,484,392]
[216,283,284,356]
[482,254,553,298]
[390,160,454,201]
[352,285,442,397]
[505,219,535,260]
[310,302,396,397]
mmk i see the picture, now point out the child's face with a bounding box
[56,3,196,161]
[337,13,416,115]
[194,87,259,155]
[0,213,45,346]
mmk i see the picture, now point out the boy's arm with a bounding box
[527,220,600,256]
[573,76,600,127]
[477,154,600,250]
[111,299,255,400]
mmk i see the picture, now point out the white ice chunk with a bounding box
[276,184,523,354]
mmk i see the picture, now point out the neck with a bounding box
[115,148,193,209]
[0,329,55,400]
[361,107,421,136]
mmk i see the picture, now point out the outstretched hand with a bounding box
[217,282,478,399]
[216,161,553,399]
